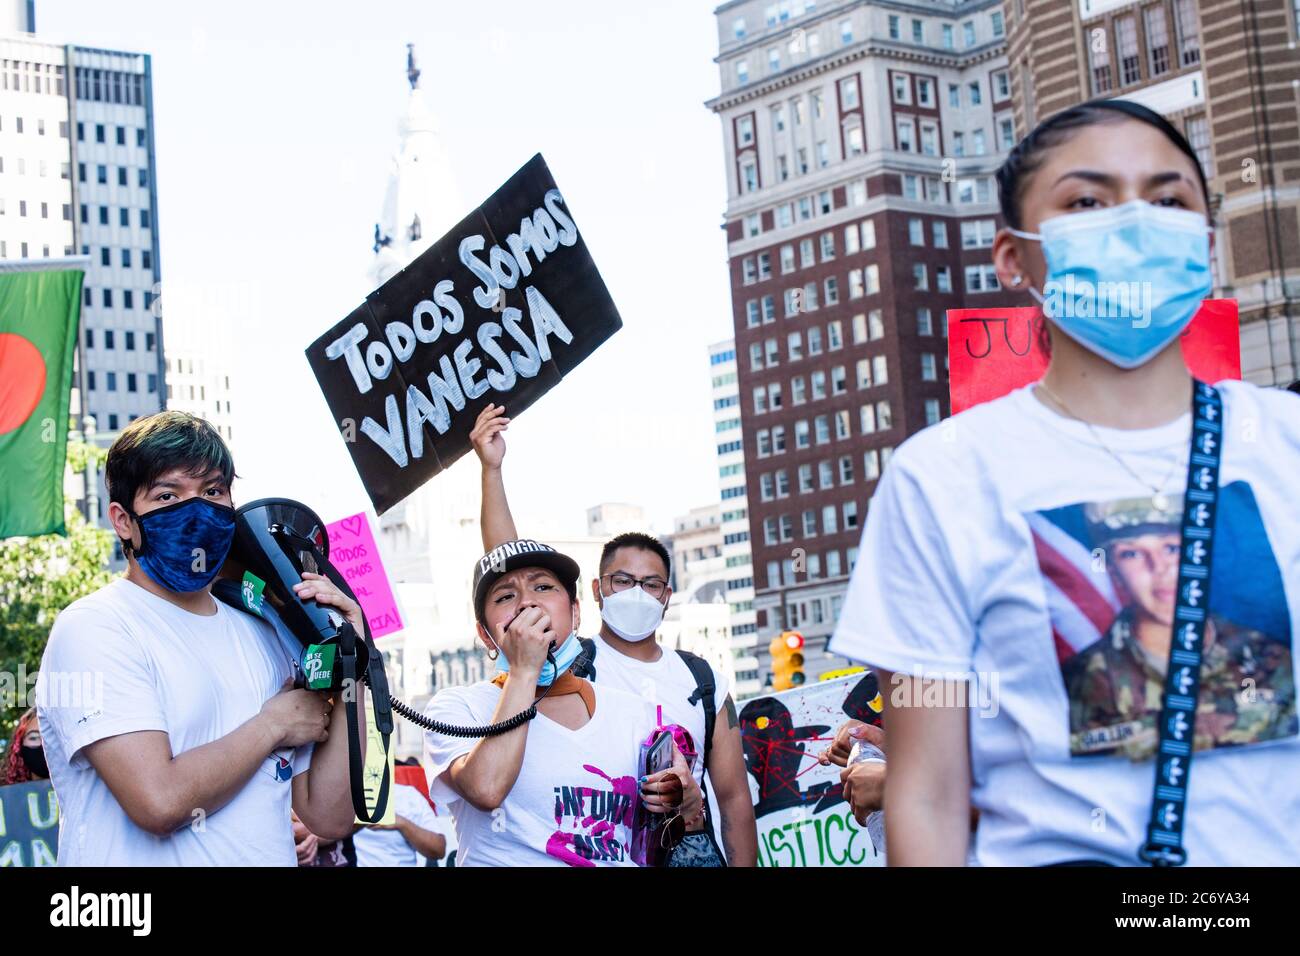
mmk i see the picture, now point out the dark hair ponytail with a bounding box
[995,98,1212,231]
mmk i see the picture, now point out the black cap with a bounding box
[472,539,581,622]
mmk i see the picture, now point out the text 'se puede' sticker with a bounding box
[303,644,336,691]
[241,571,267,617]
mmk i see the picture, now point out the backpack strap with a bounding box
[676,650,717,776]
[575,637,598,680]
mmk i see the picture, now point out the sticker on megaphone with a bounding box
[303,644,337,690]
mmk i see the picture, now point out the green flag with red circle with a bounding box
[0,267,84,538]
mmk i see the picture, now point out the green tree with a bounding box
[0,439,114,737]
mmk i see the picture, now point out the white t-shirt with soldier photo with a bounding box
[38,578,312,867]
[830,380,1299,866]
[423,680,656,867]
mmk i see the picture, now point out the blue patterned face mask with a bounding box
[1009,199,1213,369]
[130,496,236,593]
[494,630,583,686]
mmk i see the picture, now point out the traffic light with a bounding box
[769,631,806,692]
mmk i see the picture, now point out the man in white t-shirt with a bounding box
[37,412,362,866]
[469,404,759,865]
[353,771,445,867]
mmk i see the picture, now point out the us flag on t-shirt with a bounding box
[1024,507,1123,664]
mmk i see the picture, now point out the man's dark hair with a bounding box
[1288,380,1300,396]
[106,411,237,513]
[599,532,671,580]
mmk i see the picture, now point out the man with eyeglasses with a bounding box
[470,404,758,866]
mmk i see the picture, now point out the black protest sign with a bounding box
[306,153,622,514]
[0,780,60,865]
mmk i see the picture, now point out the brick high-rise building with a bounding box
[1004,0,1299,384]
[707,0,1013,683]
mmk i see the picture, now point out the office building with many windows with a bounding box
[0,11,164,533]
[710,339,762,697]
[708,0,1013,678]
[69,45,164,447]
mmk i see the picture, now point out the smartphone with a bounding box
[644,730,674,777]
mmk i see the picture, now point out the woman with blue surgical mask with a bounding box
[830,99,1300,867]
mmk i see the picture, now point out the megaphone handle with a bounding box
[341,646,391,824]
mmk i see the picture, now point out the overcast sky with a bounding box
[41,0,733,536]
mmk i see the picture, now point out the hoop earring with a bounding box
[485,644,499,662]
[1011,274,1023,286]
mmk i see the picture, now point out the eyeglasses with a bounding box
[602,572,669,600]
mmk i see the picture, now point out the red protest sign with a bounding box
[946,300,1241,415]
[395,764,435,810]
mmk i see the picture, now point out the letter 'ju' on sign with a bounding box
[944,300,1240,415]
[306,153,623,514]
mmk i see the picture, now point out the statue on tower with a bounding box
[406,42,420,90]
[373,222,392,254]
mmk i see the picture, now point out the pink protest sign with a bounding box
[325,511,403,639]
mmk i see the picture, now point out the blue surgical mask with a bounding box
[130,496,236,593]
[1009,199,1213,369]
[494,630,583,687]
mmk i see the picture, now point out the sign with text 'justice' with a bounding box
[947,300,1240,414]
[307,154,623,514]
[740,672,886,867]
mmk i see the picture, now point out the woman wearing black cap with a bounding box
[421,539,698,866]
[830,99,1299,866]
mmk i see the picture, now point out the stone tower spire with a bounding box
[370,44,462,289]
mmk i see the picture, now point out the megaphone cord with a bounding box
[368,648,562,739]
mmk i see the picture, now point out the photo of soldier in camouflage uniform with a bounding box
[1061,495,1296,760]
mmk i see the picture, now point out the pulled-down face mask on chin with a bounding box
[493,630,585,687]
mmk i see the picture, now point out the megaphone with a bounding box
[215,498,392,823]
[227,498,373,689]
[214,498,570,823]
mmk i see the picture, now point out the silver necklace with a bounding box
[1036,381,1188,512]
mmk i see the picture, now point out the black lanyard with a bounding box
[1137,380,1223,866]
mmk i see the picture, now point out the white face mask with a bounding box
[600,586,666,642]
